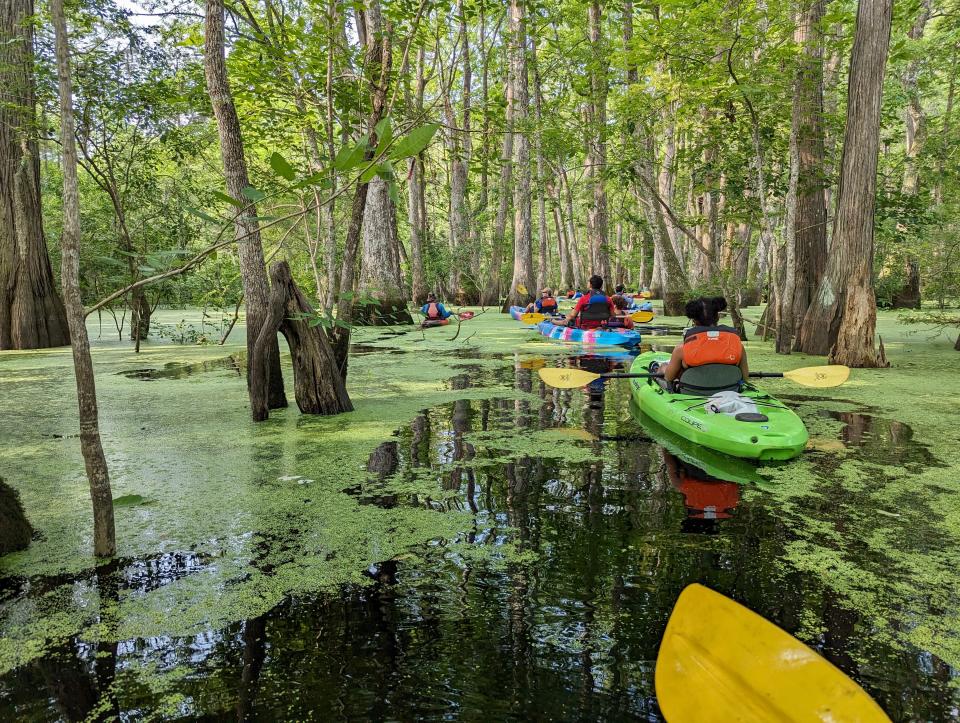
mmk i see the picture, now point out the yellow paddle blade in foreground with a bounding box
[656,584,890,723]
[537,367,606,388]
[782,364,849,388]
[519,312,548,325]
[630,310,655,323]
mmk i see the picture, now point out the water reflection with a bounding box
[3,348,958,721]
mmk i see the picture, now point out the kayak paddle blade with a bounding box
[631,310,655,323]
[782,364,849,388]
[519,312,547,325]
[537,367,602,389]
[655,584,890,723]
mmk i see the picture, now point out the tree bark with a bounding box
[331,0,392,372]
[481,64,514,306]
[250,262,351,421]
[797,0,892,367]
[52,0,116,558]
[204,0,286,412]
[502,0,534,311]
[531,38,549,291]
[355,177,412,324]
[407,49,428,304]
[0,0,70,350]
[585,0,610,286]
[779,0,829,353]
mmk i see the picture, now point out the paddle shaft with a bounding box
[595,372,783,380]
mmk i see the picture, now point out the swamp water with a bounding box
[1,309,959,720]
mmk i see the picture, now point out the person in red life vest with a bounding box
[421,292,452,322]
[558,275,616,329]
[662,296,748,383]
[524,288,559,314]
[603,295,635,329]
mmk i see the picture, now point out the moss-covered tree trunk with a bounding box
[0,0,70,351]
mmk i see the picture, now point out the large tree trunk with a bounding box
[322,0,340,312]
[355,177,412,324]
[250,262,351,421]
[502,0,534,311]
[481,66,514,307]
[585,0,610,286]
[52,0,116,558]
[797,0,892,367]
[204,0,286,412]
[778,0,829,353]
[0,0,70,350]
[406,47,428,304]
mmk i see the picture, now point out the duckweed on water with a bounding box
[3,307,960,718]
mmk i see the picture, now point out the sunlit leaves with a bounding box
[389,123,440,160]
[269,152,296,181]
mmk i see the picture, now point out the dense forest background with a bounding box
[3,0,960,355]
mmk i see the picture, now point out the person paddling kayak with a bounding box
[524,288,559,315]
[661,296,748,387]
[421,293,452,323]
[558,275,615,329]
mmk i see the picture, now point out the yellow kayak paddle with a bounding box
[656,584,890,722]
[537,364,849,390]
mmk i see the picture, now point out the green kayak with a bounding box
[629,352,808,461]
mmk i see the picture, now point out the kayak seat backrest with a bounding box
[677,364,743,396]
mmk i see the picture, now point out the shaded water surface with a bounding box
[2,345,957,721]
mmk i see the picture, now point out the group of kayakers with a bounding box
[523,275,638,329]
[419,275,747,390]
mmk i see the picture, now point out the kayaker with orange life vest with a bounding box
[421,293,452,322]
[559,275,616,330]
[662,296,748,384]
[525,288,559,315]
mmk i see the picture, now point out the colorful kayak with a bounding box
[536,320,641,347]
[629,351,808,460]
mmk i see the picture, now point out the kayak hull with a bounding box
[510,306,641,347]
[629,352,808,461]
[536,320,641,347]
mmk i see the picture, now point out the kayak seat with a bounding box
[677,364,743,396]
[735,412,769,422]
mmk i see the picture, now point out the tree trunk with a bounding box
[559,164,585,286]
[797,0,892,367]
[891,0,932,309]
[585,0,610,286]
[779,0,829,353]
[323,0,340,311]
[52,0,116,558]
[250,262,351,421]
[405,47,428,304]
[331,0,392,373]
[0,0,70,350]
[355,177,412,324]
[204,0,286,412]
[502,0,533,311]
[481,67,514,306]
[531,38,549,290]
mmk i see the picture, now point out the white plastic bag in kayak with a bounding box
[705,391,758,417]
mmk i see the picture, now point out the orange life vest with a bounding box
[682,325,743,367]
[539,297,558,312]
[426,302,441,319]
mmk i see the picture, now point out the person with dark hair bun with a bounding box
[661,296,748,384]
